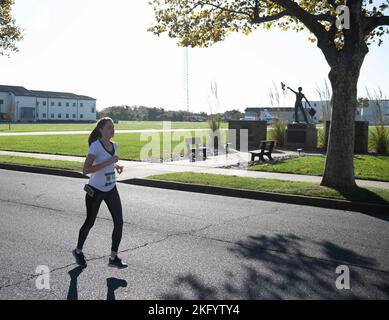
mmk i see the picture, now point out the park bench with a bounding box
[185,137,208,162]
[250,140,275,162]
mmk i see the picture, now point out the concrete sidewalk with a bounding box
[1,149,389,189]
[0,128,223,136]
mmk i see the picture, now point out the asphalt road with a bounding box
[0,169,388,300]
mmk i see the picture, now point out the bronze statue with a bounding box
[282,83,315,123]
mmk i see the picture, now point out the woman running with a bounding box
[72,117,128,269]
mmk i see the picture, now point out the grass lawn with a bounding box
[0,155,83,171]
[0,131,226,161]
[147,172,389,206]
[0,121,228,133]
[249,155,389,182]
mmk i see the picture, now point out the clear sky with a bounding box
[1,0,388,112]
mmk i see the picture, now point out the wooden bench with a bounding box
[185,138,208,162]
[250,140,275,162]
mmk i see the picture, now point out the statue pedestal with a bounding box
[285,123,317,150]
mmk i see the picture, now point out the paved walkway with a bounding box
[0,128,226,136]
[1,149,388,189]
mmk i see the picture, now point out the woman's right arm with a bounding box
[287,87,297,94]
[83,154,118,175]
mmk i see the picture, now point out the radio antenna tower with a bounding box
[184,47,190,112]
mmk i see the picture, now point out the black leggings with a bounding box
[77,185,123,252]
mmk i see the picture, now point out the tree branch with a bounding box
[252,10,289,24]
[270,0,327,36]
[315,12,336,23]
[197,1,252,18]
[364,15,389,34]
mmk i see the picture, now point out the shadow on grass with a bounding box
[161,234,389,300]
[249,159,289,168]
[335,186,389,206]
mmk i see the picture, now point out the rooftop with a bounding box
[0,85,96,100]
[245,107,294,112]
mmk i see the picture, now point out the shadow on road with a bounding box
[66,266,84,300]
[66,267,127,300]
[107,278,128,300]
[161,233,388,299]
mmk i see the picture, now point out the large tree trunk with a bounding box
[321,54,366,188]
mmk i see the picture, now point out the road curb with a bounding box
[1,163,388,216]
[0,163,87,179]
[122,178,389,216]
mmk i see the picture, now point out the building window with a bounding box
[73,103,76,107]
[66,114,69,119]
[51,114,54,118]
[73,114,76,119]
[66,102,69,107]
[80,114,83,119]
[58,114,62,118]
[43,113,46,118]
[0,99,3,105]
[91,108,95,113]
[58,102,62,107]
[36,101,39,106]
[51,102,54,106]
[80,103,83,107]
[43,101,47,106]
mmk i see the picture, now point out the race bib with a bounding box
[104,171,116,187]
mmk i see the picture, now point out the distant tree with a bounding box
[356,96,369,120]
[0,0,23,56]
[98,105,210,122]
[357,97,369,108]
[222,109,243,121]
[3,99,13,129]
[148,107,163,120]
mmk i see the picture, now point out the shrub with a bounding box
[269,119,286,147]
[370,125,389,155]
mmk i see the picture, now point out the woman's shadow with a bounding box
[67,267,128,300]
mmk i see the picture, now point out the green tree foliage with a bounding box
[222,109,244,120]
[148,0,389,50]
[0,0,23,56]
[97,105,241,122]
